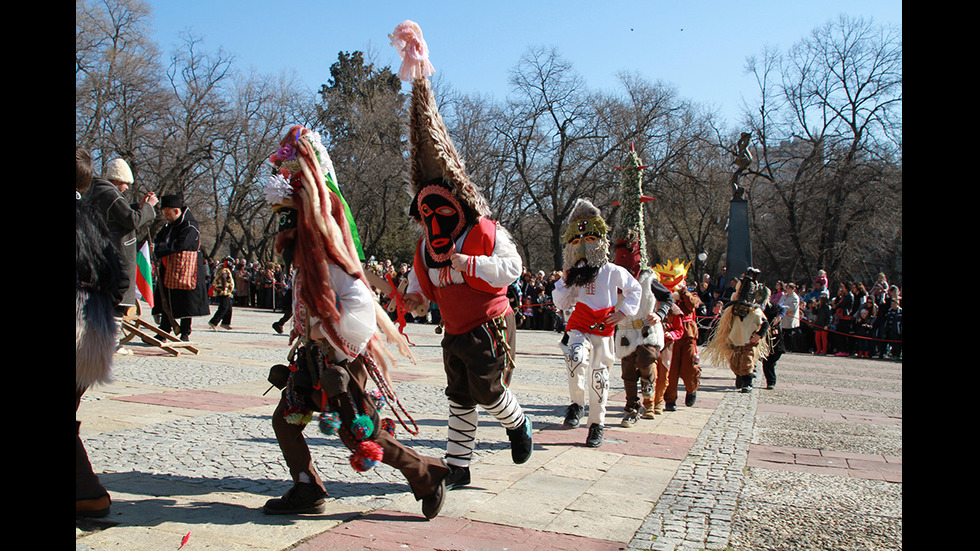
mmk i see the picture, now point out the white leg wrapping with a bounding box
[482,388,525,430]
[586,334,614,426]
[446,401,478,468]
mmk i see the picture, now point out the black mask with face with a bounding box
[412,180,469,268]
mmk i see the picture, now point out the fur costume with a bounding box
[615,269,666,358]
[701,267,772,390]
[611,145,666,359]
[76,197,125,390]
[609,146,672,422]
[393,21,532,478]
[77,185,128,516]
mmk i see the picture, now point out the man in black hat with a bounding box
[153,195,210,340]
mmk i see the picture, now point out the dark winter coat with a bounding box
[85,178,156,306]
[153,209,210,319]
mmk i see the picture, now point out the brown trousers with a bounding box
[272,357,448,500]
[665,337,701,403]
[441,312,516,407]
[729,343,759,376]
[76,386,107,501]
[652,341,674,406]
[620,344,660,410]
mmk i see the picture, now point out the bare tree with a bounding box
[499,47,668,270]
[316,50,413,263]
[206,70,317,261]
[742,15,902,285]
[76,0,167,191]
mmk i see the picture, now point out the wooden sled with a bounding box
[117,303,199,356]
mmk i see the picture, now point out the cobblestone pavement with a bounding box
[76,307,901,550]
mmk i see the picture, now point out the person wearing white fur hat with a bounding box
[85,158,158,311]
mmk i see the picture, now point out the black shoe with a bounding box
[664,402,676,412]
[421,478,446,520]
[563,403,584,428]
[76,495,111,518]
[507,418,533,464]
[585,423,604,447]
[741,374,755,393]
[685,392,697,407]
[263,483,327,515]
[272,322,283,334]
[444,465,471,490]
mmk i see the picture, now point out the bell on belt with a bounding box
[589,322,605,332]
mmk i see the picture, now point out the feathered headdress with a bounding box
[390,20,491,221]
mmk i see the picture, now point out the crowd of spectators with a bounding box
[694,269,902,361]
[200,255,902,361]
[200,256,290,312]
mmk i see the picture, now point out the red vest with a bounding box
[413,217,511,335]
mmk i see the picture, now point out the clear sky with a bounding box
[146,0,901,126]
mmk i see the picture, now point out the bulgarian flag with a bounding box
[136,241,154,308]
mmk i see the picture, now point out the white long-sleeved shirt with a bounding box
[295,264,376,362]
[779,291,801,329]
[552,262,642,317]
[406,221,523,296]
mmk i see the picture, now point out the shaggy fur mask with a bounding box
[562,199,610,286]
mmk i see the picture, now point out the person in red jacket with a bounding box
[651,302,685,416]
[394,21,532,493]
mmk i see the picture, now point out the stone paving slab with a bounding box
[77,306,902,550]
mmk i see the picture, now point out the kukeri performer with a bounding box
[552,199,642,447]
[609,144,673,427]
[392,20,533,492]
[653,260,703,411]
[260,125,449,520]
[701,267,772,393]
[76,146,128,518]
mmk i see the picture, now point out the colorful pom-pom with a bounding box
[380,418,396,436]
[351,414,374,440]
[349,440,384,472]
[318,412,341,435]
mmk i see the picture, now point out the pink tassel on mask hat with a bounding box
[389,20,435,81]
